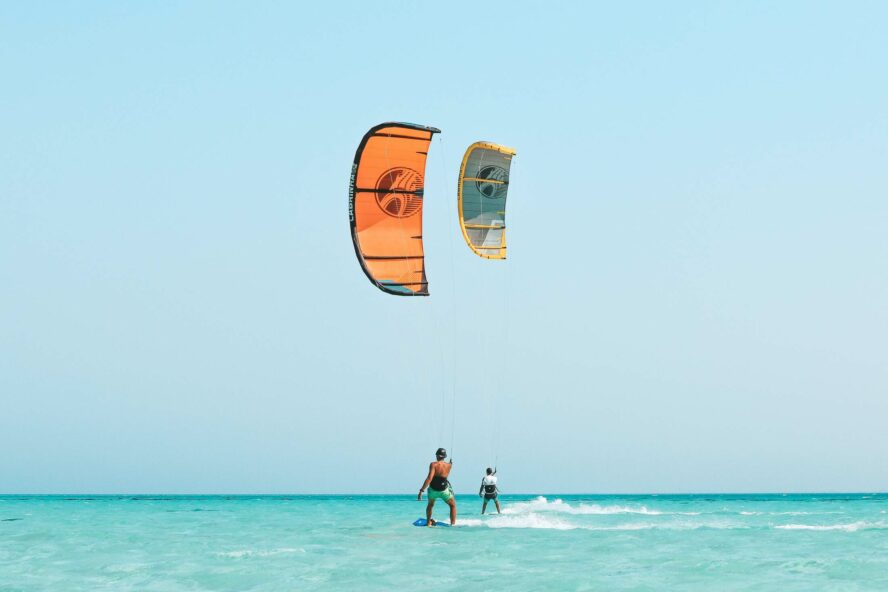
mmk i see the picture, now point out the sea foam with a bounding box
[500,496,698,516]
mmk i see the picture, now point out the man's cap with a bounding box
[435,448,447,458]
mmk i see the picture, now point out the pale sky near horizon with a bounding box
[2,2,887,494]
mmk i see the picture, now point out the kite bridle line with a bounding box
[494,151,513,476]
[376,126,437,452]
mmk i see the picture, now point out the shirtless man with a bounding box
[417,448,456,526]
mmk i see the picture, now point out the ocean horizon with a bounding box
[3,493,887,590]
[2,492,887,497]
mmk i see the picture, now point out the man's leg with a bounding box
[446,497,457,525]
[494,498,502,514]
[426,499,435,525]
[482,499,488,514]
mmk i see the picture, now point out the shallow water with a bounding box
[2,494,887,590]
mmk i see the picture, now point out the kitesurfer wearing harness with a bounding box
[418,448,456,526]
[479,467,501,514]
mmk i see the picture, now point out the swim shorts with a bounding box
[428,486,453,502]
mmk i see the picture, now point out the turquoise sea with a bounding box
[2,494,887,591]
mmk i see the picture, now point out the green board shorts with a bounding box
[428,486,454,502]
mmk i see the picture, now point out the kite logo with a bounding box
[375,167,423,218]
[476,165,508,199]
[348,164,357,221]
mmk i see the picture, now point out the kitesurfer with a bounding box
[479,467,501,514]
[418,448,456,526]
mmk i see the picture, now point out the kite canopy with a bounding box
[457,142,516,259]
[349,122,440,296]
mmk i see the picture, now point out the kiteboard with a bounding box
[413,518,451,527]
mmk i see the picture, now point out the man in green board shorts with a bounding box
[418,448,456,526]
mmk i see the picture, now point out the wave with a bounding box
[500,497,699,516]
[739,511,826,516]
[463,518,888,532]
[462,515,578,530]
[217,548,305,558]
[776,522,888,532]
[452,496,883,532]
[462,517,751,531]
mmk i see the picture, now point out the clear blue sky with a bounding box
[2,1,886,494]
